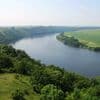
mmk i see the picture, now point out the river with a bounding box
[12,33,100,77]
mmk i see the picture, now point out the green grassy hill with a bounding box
[0,73,40,100]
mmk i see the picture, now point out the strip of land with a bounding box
[57,29,100,51]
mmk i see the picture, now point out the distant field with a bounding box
[64,29,100,47]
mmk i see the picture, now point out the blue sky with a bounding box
[0,0,100,26]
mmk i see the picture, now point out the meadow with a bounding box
[64,29,100,48]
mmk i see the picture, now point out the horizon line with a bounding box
[0,25,100,28]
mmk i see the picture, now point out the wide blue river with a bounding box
[12,33,100,77]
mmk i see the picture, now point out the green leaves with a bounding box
[0,55,13,69]
[40,84,64,100]
[12,89,25,100]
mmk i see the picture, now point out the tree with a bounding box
[65,88,81,100]
[12,89,25,100]
[15,58,32,75]
[40,84,64,100]
[0,55,13,69]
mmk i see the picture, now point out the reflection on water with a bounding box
[12,33,100,77]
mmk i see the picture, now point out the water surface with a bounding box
[12,33,100,77]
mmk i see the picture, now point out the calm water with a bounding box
[12,33,100,77]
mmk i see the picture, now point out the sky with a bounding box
[0,0,100,26]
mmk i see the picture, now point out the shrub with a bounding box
[0,55,13,70]
[40,84,64,100]
[12,89,25,100]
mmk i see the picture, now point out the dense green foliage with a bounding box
[40,84,64,100]
[12,89,25,100]
[0,44,100,100]
[57,29,100,51]
[57,33,83,47]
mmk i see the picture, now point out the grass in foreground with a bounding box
[0,73,40,100]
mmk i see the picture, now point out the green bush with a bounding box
[0,55,13,71]
[15,59,33,75]
[12,89,25,100]
[40,84,64,100]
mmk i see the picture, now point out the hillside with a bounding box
[57,29,100,51]
[0,44,100,100]
[0,74,40,100]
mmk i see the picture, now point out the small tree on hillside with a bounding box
[40,84,64,100]
[12,89,25,100]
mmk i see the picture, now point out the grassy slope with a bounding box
[0,73,40,100]
[64,29,100,47]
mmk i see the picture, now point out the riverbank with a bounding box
[57,29,100,51]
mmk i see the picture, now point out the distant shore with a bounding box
[57,30,100,52]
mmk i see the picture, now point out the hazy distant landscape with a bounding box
[1,26,99,44]
[0,0,100,100]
